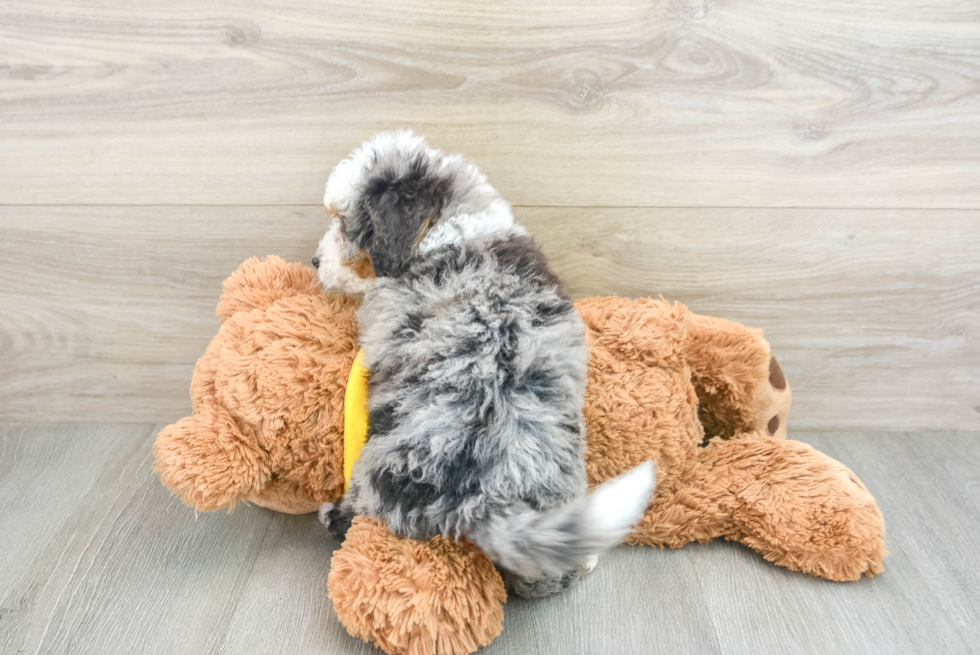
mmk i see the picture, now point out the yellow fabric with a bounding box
[343,350,370,492]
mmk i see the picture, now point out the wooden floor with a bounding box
[1,424,977,655]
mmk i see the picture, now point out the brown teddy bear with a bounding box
[154,256,886,655]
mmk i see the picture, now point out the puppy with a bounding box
[314,131,654,597]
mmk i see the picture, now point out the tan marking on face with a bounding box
[323,212,373,280]
[411,217,433,254]
[346,251,376,280]
[338,217,431,281]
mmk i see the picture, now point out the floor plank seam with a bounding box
[211,514,276,655]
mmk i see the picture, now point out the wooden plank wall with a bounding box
[1,0,978,429]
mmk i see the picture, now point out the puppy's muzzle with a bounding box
[313,217,377,294]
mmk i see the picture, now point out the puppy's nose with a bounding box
[312,256,320,269]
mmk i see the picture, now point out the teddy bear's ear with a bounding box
[216,256,320,322]
[154,408,271,512]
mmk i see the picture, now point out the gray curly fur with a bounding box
[319,132,653,596]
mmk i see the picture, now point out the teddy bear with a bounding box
[154,255,886,655]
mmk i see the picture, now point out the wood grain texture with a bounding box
[691,431,980,655]
[217,515,378,655]
[0,424,276,655]
[2,205,977,430]
[0,206,325,423]
[1,425,978,654]
[0,423,127,605]
[1,0,978,206]
[523,208,980,431]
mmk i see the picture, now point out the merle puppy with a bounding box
[314,131,654,597]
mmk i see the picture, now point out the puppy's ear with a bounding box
[364,180,443,278]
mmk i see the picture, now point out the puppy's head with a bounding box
[314,130,455,292]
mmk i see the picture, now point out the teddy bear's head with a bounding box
[154,256,361,514]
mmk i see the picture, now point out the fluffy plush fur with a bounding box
[328,517,507,655]
[315,132,655,591]
[154,257,358,513]
[154,256,885,655]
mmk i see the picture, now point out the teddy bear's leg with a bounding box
[153,407,272,512]
[683,312,792,440]
[321,497,591,599]
[328,518,506,655]
[216,255,322,321]
[697,437,886,581]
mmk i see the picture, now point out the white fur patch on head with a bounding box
[324,130,429,214]
[418,198,520,253]
[313,218,376,294]
[319,129,521,283]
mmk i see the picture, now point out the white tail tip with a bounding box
[585,461,656,540]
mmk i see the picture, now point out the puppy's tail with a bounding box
[470,461,656,579]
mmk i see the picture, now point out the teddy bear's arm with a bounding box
[683,312,792,440]
[697,436,886,581]
[627,437,885,581]
[154,408,272,512]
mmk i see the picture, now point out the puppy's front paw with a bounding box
[318,501,354,541]
[318,502,335,528]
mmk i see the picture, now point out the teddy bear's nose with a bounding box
[312,256,320,269]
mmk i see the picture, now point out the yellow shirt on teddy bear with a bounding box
[343,350,370,492]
